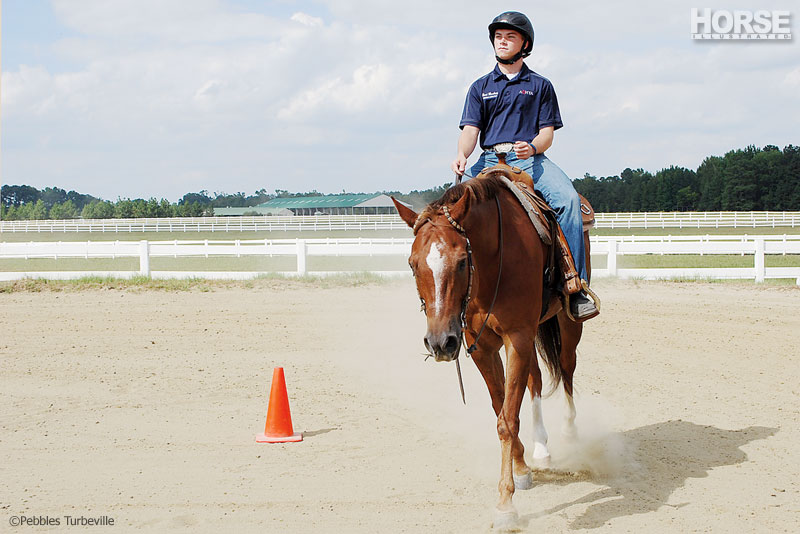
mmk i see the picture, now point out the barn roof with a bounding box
[258,194,390,209]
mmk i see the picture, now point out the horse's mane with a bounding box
[419,174,505,222]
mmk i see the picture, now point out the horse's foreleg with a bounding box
[470,347,505,414]
[468,341,531,488]
[493,335,533,528]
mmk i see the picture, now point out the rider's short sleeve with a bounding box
[459,82,483,130]
[537,80,563,131]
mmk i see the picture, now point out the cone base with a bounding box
[255,432,303,443]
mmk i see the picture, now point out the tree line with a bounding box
[0,183,454,220]
[0,186,213,220]
[573,145,800,212]
[0,186,387,220]
[1,144,797,220]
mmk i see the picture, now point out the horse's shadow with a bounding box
[519,420,777,529]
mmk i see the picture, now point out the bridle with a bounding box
[413,194,505,403]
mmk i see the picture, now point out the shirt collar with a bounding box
[492,62,531,82]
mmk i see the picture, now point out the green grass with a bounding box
[648,276,799,286]
[2,224,799,243]
[591,226,800,237]
[588,253,800,269]
[0,228,413,243]
[0,255,409,272]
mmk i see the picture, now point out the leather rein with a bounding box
[415,195,504,403]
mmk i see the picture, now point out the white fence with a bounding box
[1,235,799,283]
[2,211,800,233]
[594,211,800,229]
[0,214,406,233]
[590,235,800,283]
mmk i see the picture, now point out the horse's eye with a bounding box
[457,259,467,272]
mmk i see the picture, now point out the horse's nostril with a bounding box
[445,335,459,354]
[424,337,432,353]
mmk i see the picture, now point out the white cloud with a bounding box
[2,0,799,200]
[784,68,800,88]
[51,0,281,42]
[290,12,324,28]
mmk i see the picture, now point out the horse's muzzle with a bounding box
[424,329,462,362]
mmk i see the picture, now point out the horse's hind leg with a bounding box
[526,360,551,468]
[558,312,582,439]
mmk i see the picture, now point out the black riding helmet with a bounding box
[488,11,534,64]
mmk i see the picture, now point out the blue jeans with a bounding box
[469,151,588,281]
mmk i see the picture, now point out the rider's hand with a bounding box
[451,155,468,176]
[513,141,535,160]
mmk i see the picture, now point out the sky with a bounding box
[1,0,798,202]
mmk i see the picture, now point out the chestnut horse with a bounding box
[392,173,587,530]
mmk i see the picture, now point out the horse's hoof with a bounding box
[532,454,551,469]
[513,471,534,490]
[492,508,520,531]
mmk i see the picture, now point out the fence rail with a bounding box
[2,211,800,233]
[0,214,408,233]
[1,235,799,283]
[594,211,800,229]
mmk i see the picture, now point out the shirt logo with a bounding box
[519,89,535,96]
[482,91,498,100]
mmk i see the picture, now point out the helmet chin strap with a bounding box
[494,40,529,65]
[495,51,523,65]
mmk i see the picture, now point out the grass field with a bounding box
[2,224,799,243]
[0,255,410,273]
[1,253,798,275]
[2,223,799,280]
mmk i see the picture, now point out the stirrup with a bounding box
[565,279,601,323]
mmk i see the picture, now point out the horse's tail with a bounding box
[535,315,563,397]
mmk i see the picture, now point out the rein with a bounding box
[415,191,505,405]
[460,196,503,356]
[446,196,504,404]
[447,171,505,354]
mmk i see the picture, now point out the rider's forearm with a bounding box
[458,126,480,158]
[531,127,554,154]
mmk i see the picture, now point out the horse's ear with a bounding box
[392,197,418,228]
[446,188,473,225]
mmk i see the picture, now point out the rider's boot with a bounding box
[554,224,600,323]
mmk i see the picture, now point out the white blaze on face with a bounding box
[424,240,447,315]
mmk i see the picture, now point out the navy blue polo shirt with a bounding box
[459,63,563,149]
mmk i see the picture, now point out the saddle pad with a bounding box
[495,174,553,245]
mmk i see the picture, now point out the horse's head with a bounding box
[392,193,473,362]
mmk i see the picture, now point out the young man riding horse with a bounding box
[451,11,598,322]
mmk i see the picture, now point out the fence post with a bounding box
[296,239,307,275]
[754,238,765,283]
[608,239,618,277]
[139,240,151,277]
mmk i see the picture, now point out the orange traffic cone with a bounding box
[256,367,303,443]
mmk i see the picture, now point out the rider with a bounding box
[451,10,598,322]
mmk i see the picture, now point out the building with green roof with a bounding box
[215,193,402,216]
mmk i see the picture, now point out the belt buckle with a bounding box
[491,142,514,155]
